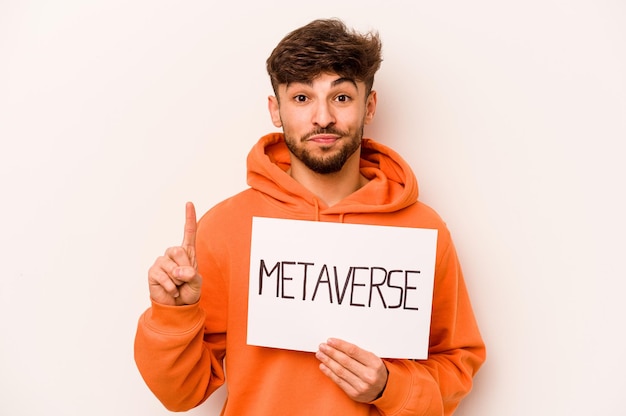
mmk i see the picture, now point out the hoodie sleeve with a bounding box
[134,232,228,411]
[134,302,226,411]
[372,233,486,416]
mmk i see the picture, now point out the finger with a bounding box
[176,270,203,301]
[148,264,181,298]
[317,350,364,401]
[171,265,199,284]
[152,254,184,280]
[325,338,374,369]
[165,246,193,267]
[317,339,387,401]
[153,253,191,286]
[182,201,197,268]
[317,342,364,383]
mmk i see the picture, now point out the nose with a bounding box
[312,100,335,128]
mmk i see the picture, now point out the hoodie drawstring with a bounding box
[313,198,320,221]
[314,198,347,223]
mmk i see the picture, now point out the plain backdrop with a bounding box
[1,1,625,415]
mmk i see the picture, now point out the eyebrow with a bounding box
[331,77,358,89]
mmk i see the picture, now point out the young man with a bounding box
[135,19,485,415]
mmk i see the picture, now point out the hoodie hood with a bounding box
[246,133,419,217]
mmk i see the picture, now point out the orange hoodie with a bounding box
[134,133,485,415]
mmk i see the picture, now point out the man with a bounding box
[135,18,485,415]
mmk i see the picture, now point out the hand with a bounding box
[316,338,389,403]
[147,202,203,306]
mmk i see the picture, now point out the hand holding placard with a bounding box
[147,202,203,306]
[316,338,388,403]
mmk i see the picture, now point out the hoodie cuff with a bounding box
[142,300,205,335]
[371,359,439,415]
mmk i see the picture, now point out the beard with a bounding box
[284,125,364,174]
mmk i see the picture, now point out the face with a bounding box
[268,73,377,174]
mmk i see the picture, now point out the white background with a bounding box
[1,1,624,415]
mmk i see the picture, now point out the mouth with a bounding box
[306,134,341,145]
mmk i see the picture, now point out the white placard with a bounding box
[247,217,438,359]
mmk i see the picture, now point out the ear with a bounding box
[267,96,282,128]
[364,90,377,125]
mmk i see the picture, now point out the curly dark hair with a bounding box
[266,19,383,97]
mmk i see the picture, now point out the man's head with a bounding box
[266,19,382,176]
[266,19,383,98]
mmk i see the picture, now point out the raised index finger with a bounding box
[182,201,197,267]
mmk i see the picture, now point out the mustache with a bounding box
[301,127,348,141]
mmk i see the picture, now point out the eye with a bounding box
[293,94,308,103]
[335,94,351,103]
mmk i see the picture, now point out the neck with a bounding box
[288,151,368,207]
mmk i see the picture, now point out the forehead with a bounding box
[282,73,363,92]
